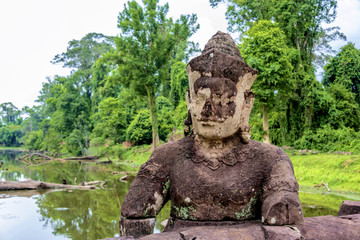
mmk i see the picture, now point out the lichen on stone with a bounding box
[162,179,170,195]
[173,205,196,220]
[235,196,257,220]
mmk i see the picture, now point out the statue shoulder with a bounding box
[247,139,290,164]
[146,136,193,165]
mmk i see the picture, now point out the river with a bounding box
[0,149,359,240]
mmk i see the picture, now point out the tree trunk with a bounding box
[146,86,159,150]
[263,105,270,144]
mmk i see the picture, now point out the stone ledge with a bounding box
[338,200,360,216]
[114,214,360,240]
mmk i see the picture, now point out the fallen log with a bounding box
[63,156,99,160]
[0,179,100,191]
[17,153,99,162]
[18,153,52,161]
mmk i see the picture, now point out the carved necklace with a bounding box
[190,140,250,170]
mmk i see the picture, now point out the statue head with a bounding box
[186,32,258,143]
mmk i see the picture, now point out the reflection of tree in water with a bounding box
[0,150,173,236]
[0,150,24,162]
[0,150,26,181]
[35,183,131,240]
[299,191,359,217]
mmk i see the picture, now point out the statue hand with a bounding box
[261,192,304,225]
[119,216,156,239]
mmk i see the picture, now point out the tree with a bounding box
[52,33,114,112]
[0,102,21,125]
[210,0,345,145]
[113,0,199,149]
[32,33,115,155]
[91,97,127,144]
[52,32,114,72]
[210,0,344,68]
[169,62,188,108]
[323,43,360,102]
[240,20,294,143]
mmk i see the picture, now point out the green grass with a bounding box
[88,143,154,172]
[291,153,360,193]
[120,145,153,166]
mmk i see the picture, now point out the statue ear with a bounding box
[244,90,255,109]
[185,89,191,109]
[184,89,193,136]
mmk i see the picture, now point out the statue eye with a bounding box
[223,67,235,79]
[212,94,221,104]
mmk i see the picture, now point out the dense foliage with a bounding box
[1,0,360,155]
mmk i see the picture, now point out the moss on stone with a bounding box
[235,196,257,219]
[162,179,170,195]
[173,205,196,220]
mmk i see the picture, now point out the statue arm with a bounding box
[120,147,171,238]
[261,155,304,225]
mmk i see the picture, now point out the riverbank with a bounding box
[291,152,360,193]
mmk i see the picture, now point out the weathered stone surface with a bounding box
[138,220,303,240]
[163,217,259,232]
[119,217,155,239]
[296,214,360,240]
[142,224,266,240]
[263,225,303,240]
[134,215,360,240]
[338,200,360,216]
[106,238,134,240]
[339,213,360,223]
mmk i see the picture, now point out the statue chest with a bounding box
[168,156,265,220]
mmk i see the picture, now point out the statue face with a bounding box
[187,75,253,140]
[186,32,257,141]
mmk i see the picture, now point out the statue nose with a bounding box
[201,98,214,117]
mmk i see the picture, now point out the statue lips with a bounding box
[197,117,226,126]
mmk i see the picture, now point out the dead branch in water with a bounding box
[322,181,331,192]
[0,179,104,191]
[17,153,99,163]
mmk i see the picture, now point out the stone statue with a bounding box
[119,31,304,239]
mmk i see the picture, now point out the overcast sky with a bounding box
[0,0,359,109]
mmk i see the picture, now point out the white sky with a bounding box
[0,0,359,109]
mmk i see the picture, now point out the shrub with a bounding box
[24,130,44,150]
[126,109,153,145]
[293,125,360,153]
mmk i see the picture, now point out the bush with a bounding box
[24,130,44,150]
[0,125,23,147]
[157,96,175,141]
[293,125,360,153]
[126,100,175,145]
[65,129,86,156]
[173,100,188,128]
[126,109,153,145]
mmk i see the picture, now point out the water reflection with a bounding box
[35,188,125,240]
[0,150,170,239]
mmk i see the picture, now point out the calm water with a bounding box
[0,150,359,240]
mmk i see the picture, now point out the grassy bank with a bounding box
[88,144,153,172]
[291,153,360,193]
